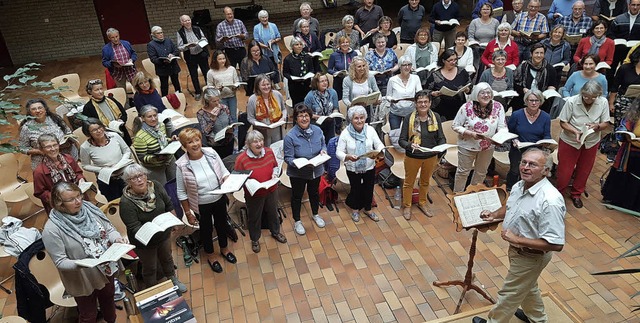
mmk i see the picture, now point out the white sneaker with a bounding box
[294,221,306,235]
[312,214,325,228]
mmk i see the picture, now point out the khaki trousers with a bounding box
[488,246,553,323]
[402,156,438,208]
[454,147,494,192]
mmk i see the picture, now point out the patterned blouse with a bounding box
[452,100,507,151]
[19,116,77,170]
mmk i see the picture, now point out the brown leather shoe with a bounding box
[417,204,434,217]
[571,197,583,208]
[271,232,288,244]
[402,208,411,220]
[251,241,260,253]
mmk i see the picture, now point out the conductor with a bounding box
[473,148,566,323]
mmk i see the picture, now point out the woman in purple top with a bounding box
[506,89,552,189]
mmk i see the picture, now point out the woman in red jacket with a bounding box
[33,134,85,213]
[573,21,614,69]
[481,22,520,68]
[234,130,287,253]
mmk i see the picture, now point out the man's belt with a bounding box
[511,245,546,255]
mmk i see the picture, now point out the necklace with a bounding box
[525,108,539,118]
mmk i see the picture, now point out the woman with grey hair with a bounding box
[132,104,177,185]
[82,78,132,145]
[398,90,446,219]
[42,181,124,323]
[506,89,552,190]
[364,33,399,95]
[147,25,182,96]
[119,164,187,292]
[283,36,319,106]
[33,134,85,214]
[452,82,507,193]
[234,130,287,253]
[197,87,234,158]
[557,80,610,208]
[481,22,519,68]
[479,49,515,109]
[336,105,385,222]
[334,15,360,51]
[295,19,322,54]
[253,10,282,65]
[386,55,422,130]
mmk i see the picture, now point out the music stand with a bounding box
[432,183,508,314]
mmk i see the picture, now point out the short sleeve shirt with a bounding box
[503,178,566,246]
[558,95,610,149]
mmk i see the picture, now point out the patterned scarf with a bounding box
[472,101,493,119]
[588,35,606,56]
[255,92,283,123]
[48,201,105,240]
[312,90,334,115]
[123,180,157,213]
[515,59,549,92]
[90,97,122,125]
[44,154,77,185]
[347,124,368,172]
[141,122,169,148]
[408,110,438,145]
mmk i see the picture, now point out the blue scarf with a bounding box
[347,124,368,172]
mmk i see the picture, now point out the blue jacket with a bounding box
[101,40,137,72]
[284,124,327,180]
[328,50,358,74]
[541,39,571,66]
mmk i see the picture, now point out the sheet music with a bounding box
[453,190,502,228]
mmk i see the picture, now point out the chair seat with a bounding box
[443,148,459,168]
[550,149,558,165]
[336,165,350,185]
[0,315,28,323]
[493,151,510,166]
[2,186,29,204]
[279,164,292,189]
[233,189,246,204]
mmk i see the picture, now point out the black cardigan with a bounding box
[399,111,446,159]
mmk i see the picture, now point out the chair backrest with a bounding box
[392,27,401,44]
[72,127,88,147]
[163,92,187,115]
[360,43,370,54]
[99,198,129,238]
[324,32,336,48]
[125,107,139,137]
[104,87,126,107]
[0,153,22,196]
[142,58,158,78]
[394,43,411,60]
[550,118,561,141]
[283,35,294,53]
[50,73,81,100]
[29,251,77,307]
[431,41,441,55]
[440,120,457,145]
[325,73,334,89]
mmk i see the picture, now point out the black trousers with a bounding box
[185,52,210,95]
[197,196,231,254]
[224,47,247,69]
[288,79,311,106]
[158,73,181,97]
[97,178,126,202]
[507,146,523,190]
[290,176,321,222]
[608,45,631,92]
[345,169,375,211]
[245,192,281,242]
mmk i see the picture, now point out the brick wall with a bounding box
[0,0,104,64]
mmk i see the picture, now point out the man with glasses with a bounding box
[216,7,248,69]
[558,1,593,37]
[177,15,210,101]
[472,148,566,323]
[511,0,548,61]
[101,28,137,92]
[607,0,640,92]
[502,0,523,24]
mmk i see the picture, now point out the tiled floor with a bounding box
[1,53,640,323]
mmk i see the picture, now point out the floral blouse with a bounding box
[452,100,507,151]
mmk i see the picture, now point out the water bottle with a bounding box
[124,269,138,293]
[123,297,135,316]
[181,240,193,267]
[394,186,401,209]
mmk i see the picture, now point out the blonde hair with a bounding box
[348,56,369,82]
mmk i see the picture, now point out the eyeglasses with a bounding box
[128,174,146,182]
[527,99,540,103]
[519,160,540,168]
[446,58,458,63]
[478,91,493,97]
[62,195,83,203]
[41,143,60,150]
[297,114,310,119]
[401,63,412,67]
[29,106,45,111]
[90,127,104,134]
[582,95,597,101]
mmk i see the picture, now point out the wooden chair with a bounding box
[29,251,77,310]
[80,169,108,205]
[72,127,88,147]
[0,154,43,219]
[99,199,137,260]
[441,120,460,168]
[384,134,406,180]
[324,31,336,48]
[141,58,162,89]
[124,107,139,138]
[392,27,401,44]
[336,164,350,185]
[161,92,187,116]
[50,73,87,104]
[104,87,126,106]
[0,153,26,196]
[394,43,411,59]
[283,35,294,53]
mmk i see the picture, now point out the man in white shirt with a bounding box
[473,148,566,323]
